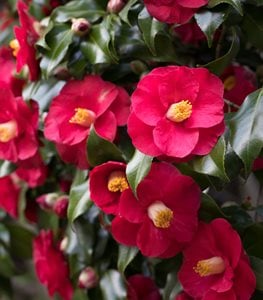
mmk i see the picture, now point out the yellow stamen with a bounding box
[107,171,129,193]
[194,256,225,277]
[166,100,192,123]
[69,108,96,127]
[9,39,20,57]
[224,76,236,91]
[148,201,173,229]
[0,120,18,143]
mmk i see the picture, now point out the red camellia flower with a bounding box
[128,66,225,160]
[178,218,256,300]
[143,0,208,24]
[90,161,129,214]
[127,274,161,300]
[33,230,73,300]
[221,65,257,111]
[11,0,40,81]
[0,174,20,218]
[111,162,200,258]
[44,75,130,168]
[0,82,39,162]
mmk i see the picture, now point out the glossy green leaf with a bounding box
[87,126,124,167]
[163,272,182,300]
[40,24,73,78]
[191,137,229,182]
[195,10,225,47]
[199,193,226,221]
[51,0,105,23]
[203,27,239,75]
[0,246,15,277]
[208,0,243,15]
[0,161,16,178]
[73,289,89,300]
[243,223,263,259]
[126,149,152,196]
[229,88,263,175]
[138,8,166,55]
[250,256,263,291]
[100,270,126,300]
[68,170,91,223]
[81,21,118,64]
[119,0,139,25]
[22,79,65,111]
[242,6,263,49]
[117,245,138,274]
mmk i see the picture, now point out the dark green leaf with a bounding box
[250,256,263,291]
[229,88,263,175]
[68,170,91,223]
[138,8,166,55]
[100,270,126,300]
[0,246,15,277]
[40,24,73,78]
[22,79,65,112]
[242,6,263,49]
[208,0,243,15]
[119,0,139,25]
[243,223,263,259]
[117,245,138,274]
[203,27,239,75]
[222,205,253,231]
[126,149,152,196]
[199,193,226,222]
[195,10,225,47]
[87,126,124,167]
[73,289,89,300]
[191,137,229,182]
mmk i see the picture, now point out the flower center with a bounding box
[166,100,192,123]
[107,171,129,193]
[147,201,173,229]
[224,76,236,91]
[9,39,20,57]
[0,120,18,143]
[69,108,96,127]
[193,256,226,277]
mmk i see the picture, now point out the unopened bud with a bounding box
[59,236,69,252]
[36,193,58,210]
[53,195,69,218]
[78,267,98,289]
[107,0,126,13]
[71,18,91,36]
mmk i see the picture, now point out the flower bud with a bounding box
[107,0,126,13]
[59,236,69,252]
[53,195,69,218]
[71,18,91,36]
[36,193,59,210]
[78,267,98,289]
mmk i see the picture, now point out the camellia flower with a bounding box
[33,230,73,300]
[90,161,129,214]
[11,0,40,80]
[44,75,130,168]
[0,82,39,162]
[128,66,225,160]
[143,0,208,24]
[178,218,256,299]
[111,162,200,258]
[221,65,257,111]
[127,274,161,300]
[0,174,20,218]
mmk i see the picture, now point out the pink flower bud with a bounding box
[71,18,91,36]
[78,267,98,289]
[107,0,126,13]
[36,193,59,210]
[53,196,69,218]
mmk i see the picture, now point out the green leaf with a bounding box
[163,272,182,300]
[100,270,126,300]
[229,88,263,175]
[73,289,89,300]
[195,10,225,47]
[117,245,138,274]
[40,24,73,78]
[51,0,105,23]
[208,0,243,15]
[199,193,226,222]
[68,170,91,223]
[250,256,263,291]
[138,8,166,55]
[81,21,118,64]
[190,137,229,182]
[22,79,65,112]
[203,27,239,75]
[242,5,263,49]
[0,161,16,178]
[243,223,263,259]
[87,126,124,167]
[0,246,15,278]
[126,149,152,196]
[119,0,139,25]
